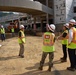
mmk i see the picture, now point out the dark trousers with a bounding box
[68,48,76,68]
[62,45,67,60]
[1,34,5,41]
[40,52,54,67]
[12,32,15,37]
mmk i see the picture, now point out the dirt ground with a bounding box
[0,35,76,75]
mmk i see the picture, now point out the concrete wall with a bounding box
[66,0,74,23]
[0,0,53,15]
[54,0,66,24]
[74,0,76,6]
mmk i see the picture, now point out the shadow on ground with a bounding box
[13,68,76,75]
[0,56,19,61]
[13,61,76,75]
[25,60,62,71]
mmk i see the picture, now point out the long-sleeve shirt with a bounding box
[68,28,73,44]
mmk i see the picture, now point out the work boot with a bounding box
[67,67,75,71]
[47,67,51,72]
[18,54,20,56]
[20,55,24,58]
[38,66,43,70]
[19,55,24,58]
[60,57,67,62]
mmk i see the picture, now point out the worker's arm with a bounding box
[57,32,67,40]
[19,32,23,40]
[68,29,73,44]
[62,32,67,38]
[19,32,21,38]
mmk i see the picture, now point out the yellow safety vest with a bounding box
[0,28,5,34]
[67,27,76,49]
[42,32,55,52]
[18,30,25,44]
[62,30,68,45]
[11,28,14,32]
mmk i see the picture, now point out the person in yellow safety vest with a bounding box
[73,19,76,69]
[57,23,69,62]
[11,27,15,37]
[67,19,76,71]
[0,25,5,41]
[38,24,56,71]
[18,25,25,58]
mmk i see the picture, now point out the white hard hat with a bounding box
[69,19,75,24]
[64,23,69,28]
[48,24,56,32]
[20,25,24,29]
[1,25,3,28]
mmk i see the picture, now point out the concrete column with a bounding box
[33,17,36,35]
[33,17,36,31]
[40,17,43,32]
[46,0,49,31]
[46,0,49,24]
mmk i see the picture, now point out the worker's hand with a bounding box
[56,37,59,41]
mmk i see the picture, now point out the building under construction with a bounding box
[0,0,76,32]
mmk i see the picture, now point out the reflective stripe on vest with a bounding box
[72,28,76,44]
[1,28,5,34]
[18,30,25,43]
[43,32,55,46]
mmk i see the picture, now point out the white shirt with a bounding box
[68,28,73,44]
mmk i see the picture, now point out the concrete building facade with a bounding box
[0,0,76,31]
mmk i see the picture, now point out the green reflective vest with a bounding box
[0,28,5,34]
[42,32,55,52]
[11,28,14,32]
[18,30,25,44]
[61,30,68,45]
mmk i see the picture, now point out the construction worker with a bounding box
[72,20,76,69]
[11,26,15,37]
[18,25,25,58]
[38,24,56,71]
[57,23,69,62]
[74,22,76,70]
[0,25,5,41]
[67,19,76,71]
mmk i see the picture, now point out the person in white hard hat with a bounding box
[18,25,25,58]
[39,24,56,71]
[0,25,5,41]
[66,19,76,71]
[57,23,69,62]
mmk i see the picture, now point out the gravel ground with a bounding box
[0,36,76,75]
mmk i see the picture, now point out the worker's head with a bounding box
[20,25,24,30]
[69,19,75,28]
[1,25,3,28]
[48,24,56,32]
[63,23,69,30]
